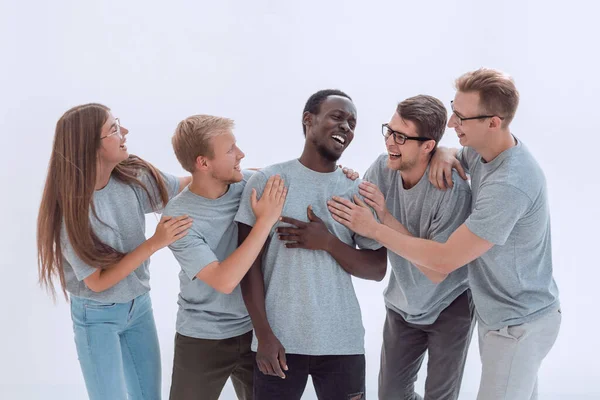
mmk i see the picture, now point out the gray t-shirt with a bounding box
[234,159,382,356]
[364,154,471,325]
[457,138,560,330]
[63,169,180,303]
[164,171,254,340]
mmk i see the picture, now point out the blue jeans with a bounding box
[70,292,161,400]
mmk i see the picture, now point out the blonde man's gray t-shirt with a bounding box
[164,171,254,340]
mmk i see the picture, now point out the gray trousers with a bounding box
[476,306,561,400]
[378,290,475,400]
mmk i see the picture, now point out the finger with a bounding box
[173,223,192,236]
[330,212,352,228]
[166,216,191,227]
[160,215,172,223]
[279,348,288,372]
[260,358,275,376]
[280,216,307,227]
[455,161,468,180]
[327,204,352,222]
[256,359,268,375]
[330,196,356,209]
[307,205,322,222]
[353,195,368,208]
[275,227,301,235]
[359,182,376,194]
[326,200,353,219]
[172,219,193,232]
[250,188,258,209]
[327,198,355,215]
[285,242,305,249]
[363,197,378,208]
[264,175,277,198]
[351,171,359,180]
[437,167,448,189]
[277,186,288,204]
[444,170,454,189]
[271,357,285,379]
[173,229,189,239]
[429,169,437,187]
[358,187,376,201]
[278,234,301,242]
[269,175,284,198]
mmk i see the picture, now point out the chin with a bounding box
[231,170,244,182]
[386,158,401,171]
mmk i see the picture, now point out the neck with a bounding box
[477,129,516,163]
[298,145,338,173]
[95,161,116,190]
[188,172,229,199]
[399,159,428,189]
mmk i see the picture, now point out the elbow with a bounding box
[85,281,105,293]
[213,280,236,295]
[374,265,387,282]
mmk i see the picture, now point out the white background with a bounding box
[1,0,599,398]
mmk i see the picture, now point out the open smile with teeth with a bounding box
[388,152,401,159]
[332,134,346,145]
[120,141,127,150]
[234,164,241,171]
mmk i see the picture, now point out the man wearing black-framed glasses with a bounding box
[355,95,475,400]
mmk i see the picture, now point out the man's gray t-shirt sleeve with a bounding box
[234,172,268,228]
[429,185,472,243]
[167,230,219,280]
[456,147,473,175]
[363,158,384,187]
[465,183,531,245]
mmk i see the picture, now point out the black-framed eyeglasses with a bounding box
[100,118,122,139]
[450,101,504,126]
[381,124,432,145]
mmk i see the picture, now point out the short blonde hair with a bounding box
[455,68,520,127]
[172,115,234,173]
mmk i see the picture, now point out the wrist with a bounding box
[379,209,389,225]
[145,236,159,255]
[254,217,276,232]
[254,327,276,342]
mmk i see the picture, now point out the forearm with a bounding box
[325,237,386,281]
[87,239,157,292]
[206,219,273,293]
[372,223,458,274]
[238,224,275,340]
[378,216,448,283]
[240,263,274,340]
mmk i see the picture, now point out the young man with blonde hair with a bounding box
[164,115,288,400]
[328,69,560,400]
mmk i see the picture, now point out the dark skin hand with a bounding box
[277,205,333,250]
[277,206,387,281]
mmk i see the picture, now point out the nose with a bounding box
[447,114,457,128]
[121,126,129,136]
[238,149,245,160]
[385,133,395,145]
[339,120,350,132]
